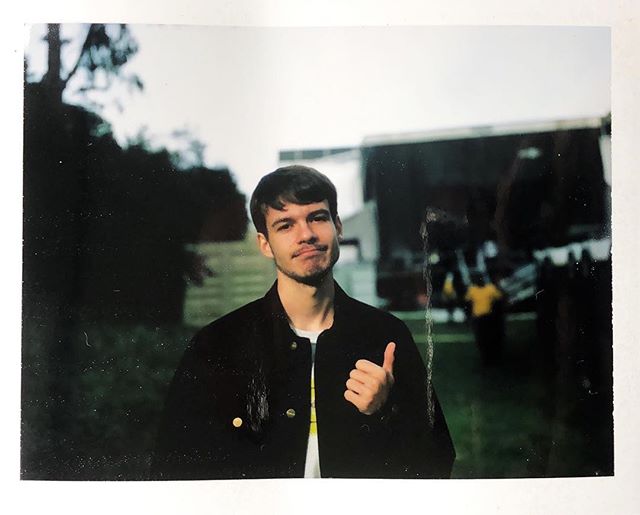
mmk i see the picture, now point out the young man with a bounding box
[153,165,455,479]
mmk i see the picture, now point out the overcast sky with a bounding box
[26,25,610,199]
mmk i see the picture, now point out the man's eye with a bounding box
[312,215,329,222]
[277,224,291,231]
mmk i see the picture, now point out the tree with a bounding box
[41,23,142,106]
[23,23,251,480]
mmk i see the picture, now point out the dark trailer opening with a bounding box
[361,117,611,309]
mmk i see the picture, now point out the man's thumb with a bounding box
[383,342,396,374]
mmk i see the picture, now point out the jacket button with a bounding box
[285,408,296,418]
[232,417,243,428]
[290,341,298,350]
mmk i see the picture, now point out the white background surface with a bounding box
[3,1,639,514]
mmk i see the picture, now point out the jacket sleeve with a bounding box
[150,337,208,479]
[380,320,456,478]
[150,333,244,480]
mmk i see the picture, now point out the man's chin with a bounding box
[279,266,331,287]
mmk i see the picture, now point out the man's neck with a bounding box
[277,273,335,332]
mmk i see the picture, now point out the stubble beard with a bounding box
[276,246,340,287]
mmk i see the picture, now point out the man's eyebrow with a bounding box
[308,208,330,218]
[269,208,330,228]
[270,216,293,228]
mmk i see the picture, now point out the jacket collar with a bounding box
[263,279,352,329]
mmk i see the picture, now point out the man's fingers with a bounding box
[356,359,380,373]
[349,368,379,389]
[382,342,396,375]
[355,359,385,376]
[355,343,396,377]
[344,389,365,411]
[345,378,369,395]
[345,343,397,414]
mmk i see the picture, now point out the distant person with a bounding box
[441,271,458,323]
[464,273,504,366]
[536,255,558,369]
[152,165,455,479]
[576,248,598,393]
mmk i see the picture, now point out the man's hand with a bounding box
[344,342,396,415]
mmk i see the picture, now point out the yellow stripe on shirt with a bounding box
[310,370,317,435]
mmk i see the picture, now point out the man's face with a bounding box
[257,200,342,286]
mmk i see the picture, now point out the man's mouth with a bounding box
[293,245,328,258]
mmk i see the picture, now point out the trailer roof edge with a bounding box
[361,116,607,147]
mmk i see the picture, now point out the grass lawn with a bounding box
[399,314,613,478]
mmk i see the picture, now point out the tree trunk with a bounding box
[43,24,64,104]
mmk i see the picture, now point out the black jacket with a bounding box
[152,282,455,479]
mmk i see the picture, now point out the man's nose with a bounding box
[297,221,317,242]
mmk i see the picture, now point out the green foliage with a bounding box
[76,25,138,75]
[23,81,248,322]
[42,23,143,108]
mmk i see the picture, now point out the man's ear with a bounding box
[257,232,274,258]
[335,215,343,240]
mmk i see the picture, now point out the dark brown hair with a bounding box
[250,165,338,236]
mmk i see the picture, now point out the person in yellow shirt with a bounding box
[442,272,458,323]
[465,273,504,366]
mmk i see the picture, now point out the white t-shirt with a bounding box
[290,326,322,478]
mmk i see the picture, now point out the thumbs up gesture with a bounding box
[344,342,396,415]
